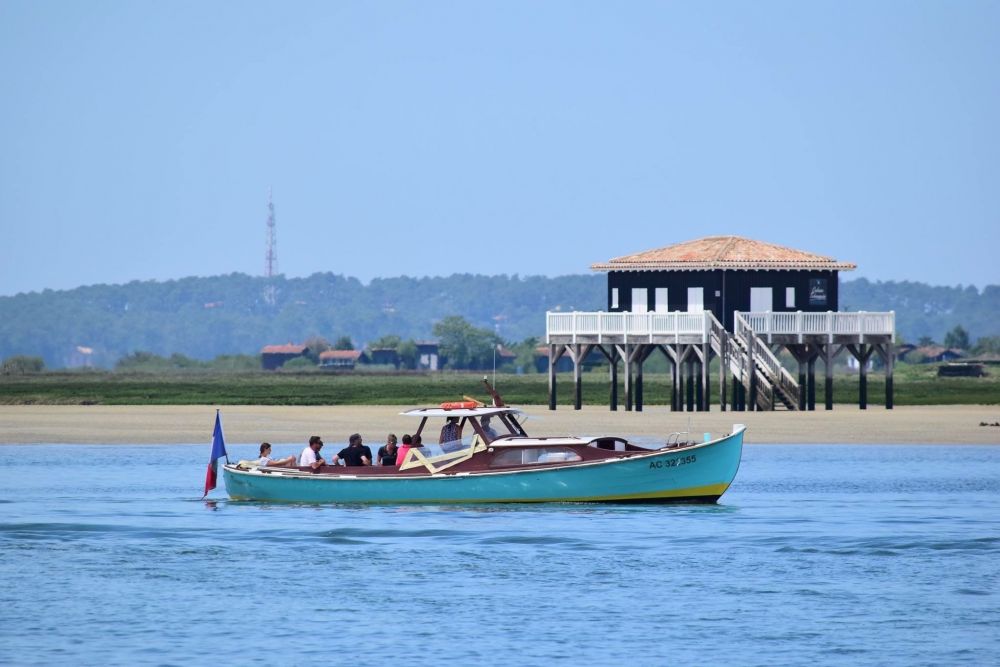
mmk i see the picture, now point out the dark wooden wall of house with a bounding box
[606,270,841,330]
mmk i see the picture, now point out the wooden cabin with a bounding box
[547,235,895,412]
[260,343,309,370]
[592,236,856,331]
[415,341,440,371]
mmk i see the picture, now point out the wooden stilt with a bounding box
[672,346,681,411]
[701,341,710,411]
[572,346,582,411]
[623,344,633,412]
[695,359,704,411]
[884,343,894,410]
[686,357,695,412]
[792,345,809,410]
[609,350,618,411]
[635,347,644,412]
[859,345,868,410]
[548,344,562,411]
[719,335,728,412]
[807,353,816,411]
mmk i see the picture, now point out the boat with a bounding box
[222,381,745,504]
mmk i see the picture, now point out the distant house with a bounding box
[68,345,94,369]
[534,345,608,373]
[415,341,440,371]
[261,343,309,370]
[534,346,574,373]
[913,346,965,363]
[494,345,518,369]
[368,348,400,368]
[894,344,917,362]
[319,349,370,370]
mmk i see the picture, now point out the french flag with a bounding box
[203,410,228,497]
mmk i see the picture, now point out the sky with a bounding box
[1,1,998,297]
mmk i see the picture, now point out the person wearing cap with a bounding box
[299,435,327,469]
[333,433,372,467]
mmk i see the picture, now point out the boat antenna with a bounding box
[493,345,497,389]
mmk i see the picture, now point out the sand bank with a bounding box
[1,404,999,445]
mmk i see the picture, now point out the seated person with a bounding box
[377,434,399,466]
[439,416,462,444]
[257,442,296,467]
[481,416,499,439]
[299,435,326,470]
[396,433,421,466]
[332,433,372,466]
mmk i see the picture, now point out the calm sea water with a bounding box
[1,443,998,667]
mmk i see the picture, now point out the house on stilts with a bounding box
[545,236,895,411]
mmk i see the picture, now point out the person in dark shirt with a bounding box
[439,417,461,444]
[481,417,499,439]
[377,434,399,467]
[333,433,372,466]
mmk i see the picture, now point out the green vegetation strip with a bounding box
[1,366,998,406]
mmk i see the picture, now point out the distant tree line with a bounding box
[910,325,1000,356]
[1,272,997,369]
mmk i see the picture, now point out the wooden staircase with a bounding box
[709,313,799,410]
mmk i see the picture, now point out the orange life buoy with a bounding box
[439,401,478,410]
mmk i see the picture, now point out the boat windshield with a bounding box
[399,437,485,474]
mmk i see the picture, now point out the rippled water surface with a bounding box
[1,444,998,666]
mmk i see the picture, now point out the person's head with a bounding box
[402,434,412,445]
[259,442,272,456]
[309,435,324,451]
[349,433,362,447]
[412,434,423,446]
[447,417,458,424]
[482,417,491,427]
[386,433,397,447]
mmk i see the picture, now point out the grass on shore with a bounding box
[1,363,998,406]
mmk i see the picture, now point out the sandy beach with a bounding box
[1,404,998,445]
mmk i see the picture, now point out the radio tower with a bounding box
[263,188,278,306]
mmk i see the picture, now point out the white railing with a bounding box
[546,311,711,343]
[738,311,895,343]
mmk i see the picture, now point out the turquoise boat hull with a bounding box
[223,427,743,504]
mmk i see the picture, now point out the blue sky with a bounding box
[1,1,998,296]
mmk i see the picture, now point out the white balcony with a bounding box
[547,310,895,344]
[737,311,895,343]
[546,311,711,344]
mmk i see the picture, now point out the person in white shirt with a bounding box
[299,436,326,469]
